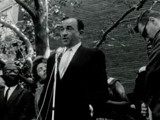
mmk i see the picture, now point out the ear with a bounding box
[149,17,157,25]
[79,30,84,35]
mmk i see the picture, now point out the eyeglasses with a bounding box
[134,20,149,39]
[4,69,19,75]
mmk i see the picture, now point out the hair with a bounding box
[0,59,5,70]
[62,17,84,31]
[32,56,47,82]
[135,10,160,32]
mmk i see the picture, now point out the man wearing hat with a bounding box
[134,9,160,120]
[0,62,35,120]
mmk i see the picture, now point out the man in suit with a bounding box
[134,10,160,120]
[0,62,35,120]
[39,17,109,120]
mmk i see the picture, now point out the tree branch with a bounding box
[95,0,148,48]
[0,19,34,58]
[149,0,160,10]
[34,0,40,10]
[14,0,36,20]
[120,16,138,24]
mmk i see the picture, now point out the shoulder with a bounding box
[82,46,103,53]
[138,66,146,73]
[107,77,119,86]
[47,52,55,63]
[17,85,33,96]
[48,47,65,61]
[81,46,105,57]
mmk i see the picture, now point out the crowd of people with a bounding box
[0,9,160,120]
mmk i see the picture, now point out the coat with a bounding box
[39,45,109,120]
[0,85,35,120]
[143,31,160,120]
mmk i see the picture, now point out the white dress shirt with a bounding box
[59,42,81,79]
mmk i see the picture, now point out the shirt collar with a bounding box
[5,85,17,90]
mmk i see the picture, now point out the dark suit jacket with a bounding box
[40,46,109,120]
[0,85,35,120]
[145,32,160,120]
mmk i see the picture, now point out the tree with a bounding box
[0,0,82,59]
[95,0,148,48]
[13,0,49,58]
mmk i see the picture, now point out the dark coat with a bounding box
[145,32,160,101]
[0,85,35,120]
[39,46,109,120]
[145,31,160,120]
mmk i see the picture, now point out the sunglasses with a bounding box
[142,20,149,38]
[134,20,149,38]
[4,69,19,75]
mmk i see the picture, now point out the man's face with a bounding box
[59,18,81,48]
[3,68,19,87]
[137,17,160,39]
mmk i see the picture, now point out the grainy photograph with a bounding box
[0,0,159,120]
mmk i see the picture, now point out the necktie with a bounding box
[4,87,10,101]
[59,49,72,78]
[57,53,62,67]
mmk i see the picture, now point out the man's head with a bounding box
[135,10,160,39]
[59,17,84,48]
[2,62,19,87]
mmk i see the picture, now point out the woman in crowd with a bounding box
[32,56,47,120]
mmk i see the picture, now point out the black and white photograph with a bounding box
[0,0,159,120]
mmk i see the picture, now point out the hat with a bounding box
[3,62,18,71]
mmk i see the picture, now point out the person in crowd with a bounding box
[0,62,35,120]
[32,56,47,120]
[39,17,109,120]
[134,9,160,120]
[103,77,132,120]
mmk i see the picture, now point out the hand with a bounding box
[130,104,136,109]
[141,102,148,117]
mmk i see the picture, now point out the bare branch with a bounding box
[14,0,36,20]
[0,3,17,13]
[149,0,160,10]
[95,0,147,48]
[136,0,148,10]
[0,19,34,58]
[120,16,138,24]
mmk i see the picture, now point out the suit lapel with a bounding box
[7,85,22,105]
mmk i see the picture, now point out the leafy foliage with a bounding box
[0,0,82,76]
